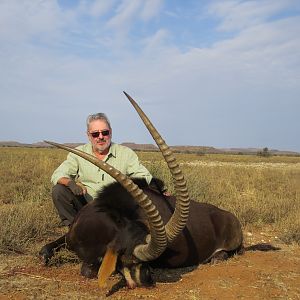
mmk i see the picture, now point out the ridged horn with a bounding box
[44,140,167,261]
[123,91,190,244]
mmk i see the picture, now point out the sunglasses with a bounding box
[89,130,110,138]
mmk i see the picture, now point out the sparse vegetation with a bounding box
[0,147,300,255]
[0,146,300,299]
[257,147,271,157]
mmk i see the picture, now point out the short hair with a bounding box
[86,113,112,130]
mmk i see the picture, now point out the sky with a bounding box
[1,0,300,152]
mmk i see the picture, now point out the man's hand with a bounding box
[67,180,87,196]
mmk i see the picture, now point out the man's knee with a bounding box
[51,184,78,225]
[52,184,72,202]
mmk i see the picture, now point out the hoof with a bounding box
[210,250,229,264]
[39,245,54,265]
[81,262,100,279]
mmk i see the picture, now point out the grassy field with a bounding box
[0,147,299,255]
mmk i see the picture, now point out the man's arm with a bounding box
[51,152,79,185]
[57,177,72,186]
[124,147,152,184]
[51,153,87,195]
[57,177,87,195]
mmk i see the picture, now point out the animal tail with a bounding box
[243,243,281,252]
[98,247,118,288]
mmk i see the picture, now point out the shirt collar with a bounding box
[107,142,117,158]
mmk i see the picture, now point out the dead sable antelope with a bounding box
[39,92,244,288]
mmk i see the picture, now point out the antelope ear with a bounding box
[98,247,118,288]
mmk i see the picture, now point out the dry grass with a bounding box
[142,152,300,244]
[0,147,299,254]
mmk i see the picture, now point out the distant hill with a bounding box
[0,141,299,156]
[218,147,300,156]
[0,141,84,148]
[170,145,221,154]
[121,142,158,151]
[0,141,34,147]
[33,141,85,148]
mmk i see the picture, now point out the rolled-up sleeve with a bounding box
[51,153,79,185]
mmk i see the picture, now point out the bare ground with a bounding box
[0,228,299,300]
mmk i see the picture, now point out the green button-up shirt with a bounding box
[51,143,152,202]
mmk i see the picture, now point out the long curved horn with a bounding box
[44,140,167,261]
[123,92,190,244]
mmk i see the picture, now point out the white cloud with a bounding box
[140,0,163,21]
[141,28,170,52]
[0,0,69,41]
[209,16,300,88]
[106,0,163,31]
[0,1,299,150]
[106,0,141,30]
[208,0,298,32]
[89,0,116,17]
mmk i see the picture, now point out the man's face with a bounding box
[87,120,112,154]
